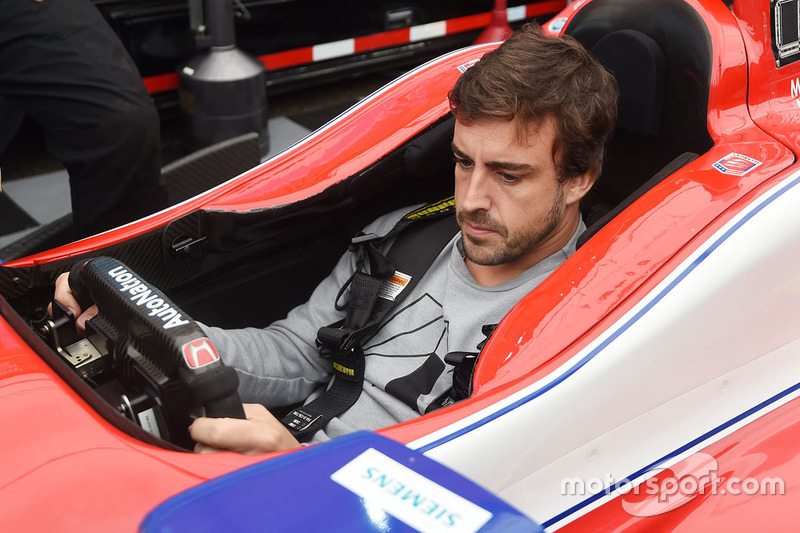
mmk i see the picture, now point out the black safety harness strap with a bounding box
[281,197,459,440]
[426,323,498,413]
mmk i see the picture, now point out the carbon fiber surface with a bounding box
[162,132,260,205]
[77,256,243,446]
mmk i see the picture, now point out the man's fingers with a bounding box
[51,272,98,334]
[193,442,228,454]
[52,272,82,318]
[188,416,250,452]
[75,305,99,332]
[189,403,300,455]
[242,402,271,419]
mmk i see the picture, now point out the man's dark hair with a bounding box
[448,24,618,181]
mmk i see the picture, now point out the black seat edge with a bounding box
[577,151,699,249]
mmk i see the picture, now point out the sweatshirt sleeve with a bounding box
[201,249,353,407]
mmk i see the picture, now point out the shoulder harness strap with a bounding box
[281,197,460,440]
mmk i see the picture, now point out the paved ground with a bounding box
[0,73,394,251]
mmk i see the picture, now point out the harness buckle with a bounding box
[350,232,379,245]
[349,232,380,256]
[316,326,357,358]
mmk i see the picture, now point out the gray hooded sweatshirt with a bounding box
[203,205,584,443]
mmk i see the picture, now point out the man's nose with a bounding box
[460,167,493,212]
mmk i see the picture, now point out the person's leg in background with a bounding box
[0,0,168,237]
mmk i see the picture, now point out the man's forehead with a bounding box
[452,117,557,156]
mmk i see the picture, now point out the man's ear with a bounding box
[564,171,598,206]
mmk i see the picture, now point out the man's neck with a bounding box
[465,212,581,287]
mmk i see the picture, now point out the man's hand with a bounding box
[49,272,98,332]
[189,403,301,455]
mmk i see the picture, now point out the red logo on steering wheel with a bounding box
[182,337,220,369]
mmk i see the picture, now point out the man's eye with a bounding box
[453,157,473,168]
[499,172,520,183]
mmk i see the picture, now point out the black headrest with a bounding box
[404,116,455,178]
[591,30,666,136]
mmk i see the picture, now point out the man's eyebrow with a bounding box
[451,142,533,172]
[451,143,470,159]
[486,160,532,172]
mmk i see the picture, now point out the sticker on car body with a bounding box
[331,448,493,533]
[712,153,763,176]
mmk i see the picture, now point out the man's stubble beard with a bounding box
[458,184,565,267]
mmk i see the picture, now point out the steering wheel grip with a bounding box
[70,257,246,434]
[68,259,94,312]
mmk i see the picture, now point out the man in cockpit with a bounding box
[56,24,618,454]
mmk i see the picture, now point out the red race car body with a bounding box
[2,0,800,530]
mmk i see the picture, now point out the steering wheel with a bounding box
[68,257,245,448]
